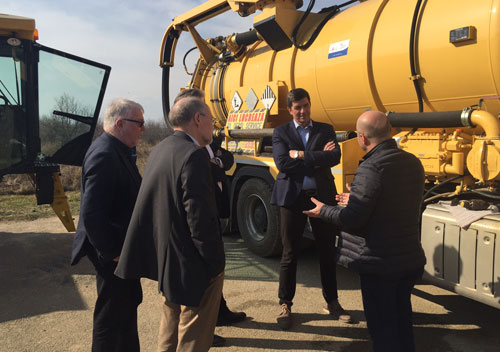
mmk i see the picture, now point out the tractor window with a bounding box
[0,40,27,172]
[38,45,110,165]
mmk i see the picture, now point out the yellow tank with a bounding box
[193,0,500,130]
[162,0,500,182]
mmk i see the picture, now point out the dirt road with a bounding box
[1,217,499,352]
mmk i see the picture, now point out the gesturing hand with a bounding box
[335,183,351,206]
[302,197,325,218]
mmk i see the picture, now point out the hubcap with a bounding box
[244,193,268,242]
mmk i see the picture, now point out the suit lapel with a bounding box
[115,146,142,189]
[288,121,304,148]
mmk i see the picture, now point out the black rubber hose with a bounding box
[423,175,463,202]
[161,29,180,132]
[161,66,173,133]
[469,189,500,200]
[234,29,260,46]
[292,0,358,50]
[409,0,424,112]
[182,47,198,75]
[387,111,470,128]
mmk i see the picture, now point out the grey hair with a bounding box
[173,88,205,104]
[168,97,206,127]
[103,98,144,131]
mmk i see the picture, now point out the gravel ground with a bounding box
[1,217,500,352]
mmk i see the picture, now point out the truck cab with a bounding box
[0,14,110,230]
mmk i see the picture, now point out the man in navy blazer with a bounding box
[71,98,145,352]
[271,88,352,330]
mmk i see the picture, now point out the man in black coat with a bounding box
[271,88,351,330]
[173,88,246,331]
[304,110,426,352]
[71,98,145,352]
[115,97,225,352]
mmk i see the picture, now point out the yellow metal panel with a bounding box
[51,172,75,232]
[312,0,382,129]
[0,14,35,40]
[333,137,365,193]
[417,0,500,113]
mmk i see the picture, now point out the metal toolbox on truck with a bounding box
[421,204,500,309]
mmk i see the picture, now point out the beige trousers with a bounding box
[157,272,224,352]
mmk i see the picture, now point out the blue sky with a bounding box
[4,0,347,122]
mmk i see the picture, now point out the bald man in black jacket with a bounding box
[305,110,426,352]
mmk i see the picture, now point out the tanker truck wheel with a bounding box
[236,178,281,257]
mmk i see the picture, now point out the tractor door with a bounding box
[37,45,110,166]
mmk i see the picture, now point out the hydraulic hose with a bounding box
[387,110,466,128]
[234,29,260,46]
[291,0,357,50]
[161,28,180,132]
[215,128,355,142]
[387,109,500,138]
[409,0,424,112]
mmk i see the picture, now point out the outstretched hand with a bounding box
[335,183,351,206]
[303,197,325,218]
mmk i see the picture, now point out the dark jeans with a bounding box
[90,258,142,352]
[360,268,424,352]
[279,192,339,306]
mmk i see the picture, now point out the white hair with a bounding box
[103,98,144,131]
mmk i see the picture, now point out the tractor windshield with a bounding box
[0,38,26,171]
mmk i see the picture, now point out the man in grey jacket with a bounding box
[304,110,426,352]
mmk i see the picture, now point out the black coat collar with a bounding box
[362,138,397,161]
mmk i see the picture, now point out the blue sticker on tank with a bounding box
[328,39,350,59]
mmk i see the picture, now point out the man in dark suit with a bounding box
[271,88,351,330]
[115,97,225,352]
[304,111,426,352]
[174,88,246,331]
[71,98,145,351]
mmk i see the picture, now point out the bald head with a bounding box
[356,111,392,150]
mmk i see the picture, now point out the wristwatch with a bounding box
[293,151,299,159]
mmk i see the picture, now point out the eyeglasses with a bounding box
[121,118,145,127]
[199,112,216,125]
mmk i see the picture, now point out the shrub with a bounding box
[0,119,170,195]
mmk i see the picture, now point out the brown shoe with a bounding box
[276,303,292,330]
[324,300,353,323]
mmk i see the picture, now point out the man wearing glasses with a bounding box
[71,98,145,352]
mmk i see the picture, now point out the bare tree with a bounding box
[39,94,93,156]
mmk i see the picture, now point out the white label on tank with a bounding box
[328,39,350,59]
[261,85,276,110]
[231,91,242,111]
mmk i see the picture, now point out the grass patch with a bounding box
[0,191,80,222]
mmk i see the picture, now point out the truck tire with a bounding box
[236,178,281,257]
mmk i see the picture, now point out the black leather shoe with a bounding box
[216,310,247,326]
[212,334,226,347]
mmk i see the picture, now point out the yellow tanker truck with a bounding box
[160,0,500,309]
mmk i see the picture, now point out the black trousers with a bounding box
[279,192,339,306]
[90,258,142,352]
[360,268,423,352]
